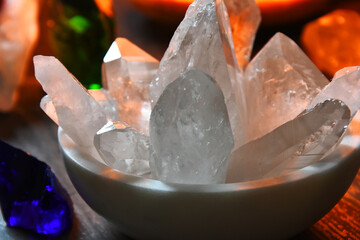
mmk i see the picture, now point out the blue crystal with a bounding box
[0,141,72,236]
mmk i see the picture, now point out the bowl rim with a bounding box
[58,113,360,193]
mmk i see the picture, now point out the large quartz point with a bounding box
[243,32,329,142]
[94,121,150,176]
[308,66,360,118]
[227,99,350,183]
[219,0,261,68]
[0,0,39,111]
[102,38,159,135]
[150,0,243,148]
[34,55,107,147]
[150,69,234,184]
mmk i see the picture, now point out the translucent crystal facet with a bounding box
[220,0,261,68]
[102,38,159,134]
[308,67,360,118]
[227,99,350,182]
[302,10,360,77]
[40,95,59,125]
[88,89,119,121]
[150,69,234,184]
[0,0,39,111]
[150,0,243,147]
[94,121,150,176]
[243,32,329,142]
[34,56,107,147]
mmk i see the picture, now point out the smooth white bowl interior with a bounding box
[58,113,360,240]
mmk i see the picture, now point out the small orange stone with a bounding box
[302,9,360,78]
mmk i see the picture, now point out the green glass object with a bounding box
[48,0,113,88]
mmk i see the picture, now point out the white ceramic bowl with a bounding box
[58,115,360,240]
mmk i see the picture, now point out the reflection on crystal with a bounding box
[94,121,150,176]
[88,89,119,121]
[102,38,159,135]
[302,10,360,77]
[40,89,118,126]
[150,69,234,184]
[0,0,39,111]
[150,0,243,147]
[34,56,107,147]
[243,32,329,142]
[227,99,350,182]
[308,66,360,117]
[221,0,261,68]
[40,95,59,124]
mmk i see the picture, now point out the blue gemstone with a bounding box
[0,140,72,236]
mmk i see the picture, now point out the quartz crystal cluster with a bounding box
[35,0,360,184]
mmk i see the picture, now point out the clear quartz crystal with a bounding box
[308,66,360,117]
[40,89,118,125]
[220,0,261,69]
[150,69,234,184]
[102,38,159,135]
[227,99,350,182]
[34,55,107,147]
[150,0,243,148]
[88,89,119,121]
[243,32,329,142]
[94,121,150,176]
[0,0,39,111]
[40,95,58,125]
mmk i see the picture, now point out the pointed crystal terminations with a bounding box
[0,141,72,236]
[243,32,329,142]
[34,55,107,147]
[220,0,261,68]
[94,121,151,176]
[227,99,350,182]
[102,38,159,135]
[40,95,59,125]
[150,0,243,147]
[0,0,39,111]
[150,69,234,184]
[308,67,360,118]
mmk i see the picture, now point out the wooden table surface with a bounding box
[0,0,360,239]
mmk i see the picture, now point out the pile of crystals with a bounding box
[35,0,360,184]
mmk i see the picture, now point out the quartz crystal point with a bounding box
[40,95,59,125]
[243,32,329,142]
[227,99,350,183]
[34,55,107,147]
[0,0,39,111]
[94,121,150,176]
[150,0,243,147]
[219,0,261,68]
[102,38,159,135]
[150,69,234,184]
[308,66,360,118]
[0,141,72,236]
[41,89,118,126]
[302,10,360,77]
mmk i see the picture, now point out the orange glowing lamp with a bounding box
[257,0,330,25]
[129,0,330,25]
